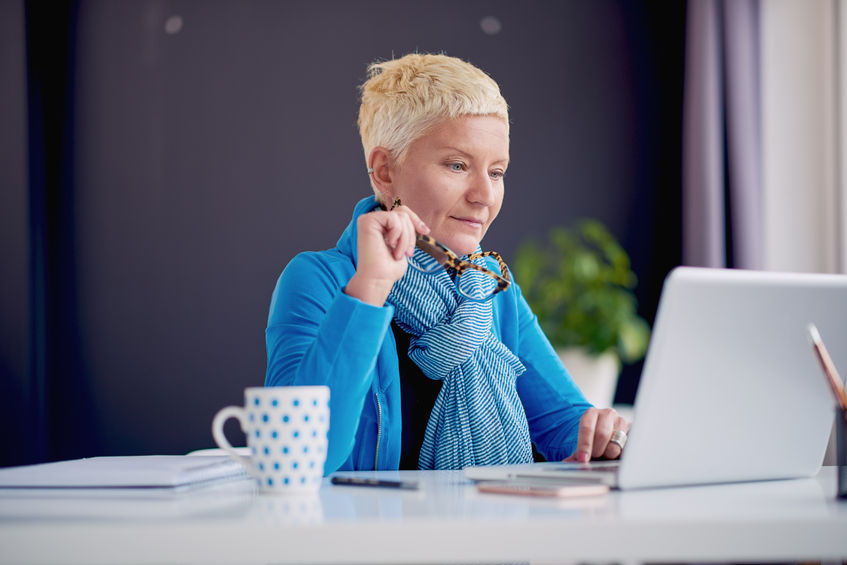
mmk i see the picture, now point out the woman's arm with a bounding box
[509,282,593,461]
[265,252,393,473]
[511,282,631,462]
[265,202,428,473]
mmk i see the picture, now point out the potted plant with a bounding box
[512,220,651,407]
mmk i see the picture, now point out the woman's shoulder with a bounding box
[292,247,351,265]
[273,248,355,297]
[491,265,534,331]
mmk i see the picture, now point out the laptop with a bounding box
[464,266,847,490]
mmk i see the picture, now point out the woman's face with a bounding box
[389,115,509,257]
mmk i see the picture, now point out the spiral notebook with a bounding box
[0,456,250,490]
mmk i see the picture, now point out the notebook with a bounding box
[465,266,847,490]
[0,455,251,490]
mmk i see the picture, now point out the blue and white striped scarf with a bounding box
[387,247,534,470]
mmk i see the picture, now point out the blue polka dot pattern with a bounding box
[245,387,330,492]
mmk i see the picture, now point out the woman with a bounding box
[265,53,629,473]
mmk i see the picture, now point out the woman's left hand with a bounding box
[564,407,631,463]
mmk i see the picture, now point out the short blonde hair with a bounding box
[358,53,509,193]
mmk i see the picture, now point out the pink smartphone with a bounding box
[476,481,609,498]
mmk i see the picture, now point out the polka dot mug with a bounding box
[212,386,330,493]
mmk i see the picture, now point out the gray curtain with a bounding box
[683,0,762,269]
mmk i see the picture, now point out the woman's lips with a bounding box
[452,216,484,228]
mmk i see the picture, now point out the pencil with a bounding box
[330,476,419,490]
[808,324,847,412]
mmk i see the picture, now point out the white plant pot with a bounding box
[557,347,621,408]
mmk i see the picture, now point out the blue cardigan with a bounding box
[265,196,591,473]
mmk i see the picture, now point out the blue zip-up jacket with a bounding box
[265,196,592,473]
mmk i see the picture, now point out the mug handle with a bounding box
[211,406,260,479]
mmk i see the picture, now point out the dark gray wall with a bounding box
[0,0,29,465]
[3,0,684,462]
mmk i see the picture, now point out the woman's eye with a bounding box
[490,170,505,180]
[448,162,465,172]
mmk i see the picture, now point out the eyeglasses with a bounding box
[389,198,511,301]
[410,233,511,302]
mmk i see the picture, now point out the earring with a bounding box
[366,167,374,174]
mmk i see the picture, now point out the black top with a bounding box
[391,321,442,470]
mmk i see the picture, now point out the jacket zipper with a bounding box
[373,392,382,470]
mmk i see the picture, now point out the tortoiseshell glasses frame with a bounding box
[391,198,511,301]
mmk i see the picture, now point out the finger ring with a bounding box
[609,430,627,450]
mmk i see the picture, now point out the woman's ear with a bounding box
[368,147,394,202]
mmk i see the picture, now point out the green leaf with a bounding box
[512,220,652,364]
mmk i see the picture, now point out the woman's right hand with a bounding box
[345,203,429,306]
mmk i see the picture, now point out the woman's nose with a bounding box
[466,170,496,206]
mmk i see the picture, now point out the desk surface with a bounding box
[2,467,846,565]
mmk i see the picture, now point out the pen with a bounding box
[330,476,419,490]
[807,324,847,413]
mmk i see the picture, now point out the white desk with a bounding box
[1,467,846,564]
